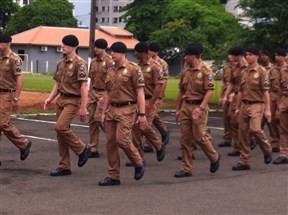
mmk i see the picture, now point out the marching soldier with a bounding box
[44,35,91,176]
[232,47,272,170]
[218,54,233,147]
[97,42,146,186]
[131,42,166,162]
[175,43,220,177]
[0,33,32,164]
[87,39,113,158]
[142,42,170,153]
[273,49,288,164]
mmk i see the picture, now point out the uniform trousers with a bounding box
[144,99,168,148]
[87,90,105,152]
[228,95,241,151]
[238,103,271,166]
[266,93,280,149]
[180,103,218,173]
[55,96,86,170]
[132,101,162,158]
[222,101,232,143]
[0,93,28,149]
[105,104,143,180]
[278,96,288,157]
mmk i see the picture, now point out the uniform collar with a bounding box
[1,50,11,59]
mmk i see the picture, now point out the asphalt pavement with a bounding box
[0,112,287,215]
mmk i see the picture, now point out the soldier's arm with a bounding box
[79,81,88,122]
[14,74,24,100]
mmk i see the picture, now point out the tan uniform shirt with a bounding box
[89,53,113,91]
[280,66,288,94]
[269,64,283,99]
[239,65,269,101]
[230,62,247,93]
[139,58,165,97]
[154,55,169,80]
[53,55,88,96]
[105,60,145,103]
[179,62,215,101]
[222,63,233,92]
[0,51,22,89]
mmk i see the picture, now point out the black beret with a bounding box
[149,43,160,52]
[246,46,260,56]
[94,38,108,49]
[228,46,245,56]
[188,42,204,53]
[274,48,287,57]
[134,42,149,53]
[0,33,12,43]
[62,34,79,47]
[111,41,127,53]
[184,43,203,56]
[259,49,270,56]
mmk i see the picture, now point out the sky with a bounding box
[71,0,91,27]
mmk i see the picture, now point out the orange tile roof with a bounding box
[11,26,139,49]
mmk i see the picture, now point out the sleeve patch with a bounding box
[79,64,85,71]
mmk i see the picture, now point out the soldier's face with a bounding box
[95,47,105,56]
[149,50,157,58]
[259,54,269,63]
[246,52,258,64]
[0,42,9,55]
[275,55,285,63]
[184,55,193,65]
[111,51,124,62]
[62,44,75,55]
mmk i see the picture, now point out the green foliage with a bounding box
[122,0,169,41]
[238,0,288,49]
[0,0,19,30]
[123,0,244,62]
[6,0,77,35]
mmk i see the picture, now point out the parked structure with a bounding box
[11,26,139,73]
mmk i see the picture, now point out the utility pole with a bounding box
[89,0,97,59]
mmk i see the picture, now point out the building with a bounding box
[225,0,242,17]
[11,26,139,73]
[96,0,133,28]
[13,0,33,7]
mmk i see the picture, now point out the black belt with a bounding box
[0,88,16,92]
[185,100,203,105]
[145,95,152,100]
[60,93,81,98]
[93,87,105,92]
[110,101,137,107]
[242,100,264,104]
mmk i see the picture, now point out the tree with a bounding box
[6,0,77,35]
[122,0,169,41]
[238,0,288,50]
[0,0,19,31]
[150,0,244,60]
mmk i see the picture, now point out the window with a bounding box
[107,17,109,23]
[18,50,25,61]
[101,17,105,23]
[102,6,105,12]
[113,18,118,23]
[119,17,122,23]
[23,0,28,5]
[113,6,118,12]
[96,6,98,12]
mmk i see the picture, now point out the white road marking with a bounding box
[17,118,224,143]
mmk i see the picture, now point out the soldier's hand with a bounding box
[12,100,20,113]
[264,109,272,123]
[79,107,88,122]
[175,110,181,123]
[44,99,51,111]
[228,93,235,102]
[221,97,227,106]
[138,116,148,130]
[192,107,201,120]
[96,114,106,132]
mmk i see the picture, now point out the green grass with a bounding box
[165,78,222,104]
[22,74,223,104]
[23,74,55,92]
